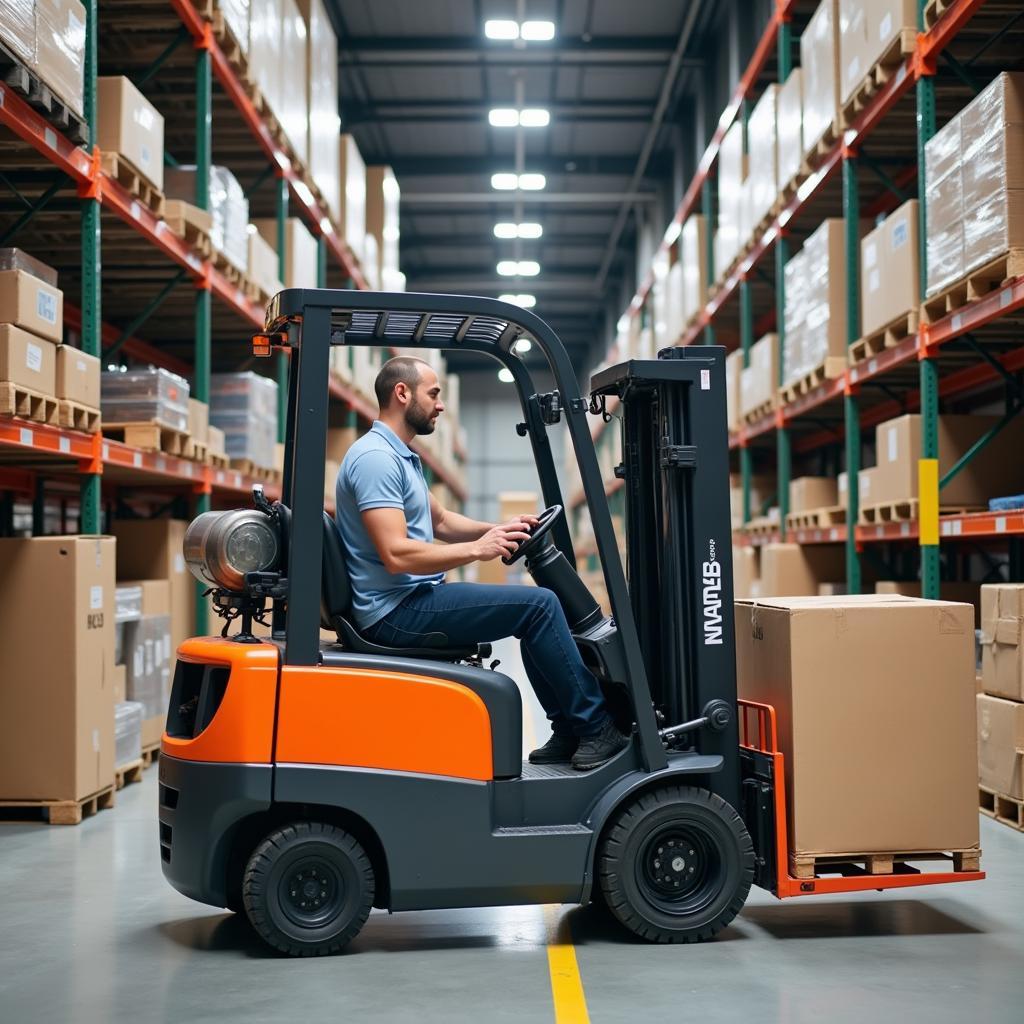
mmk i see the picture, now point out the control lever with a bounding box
[658,699,732,744]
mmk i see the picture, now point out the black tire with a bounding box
[598,785,754,944]
[242,821,375,956]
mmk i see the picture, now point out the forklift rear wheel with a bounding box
[242,821,375,956]
[598,785,754,943]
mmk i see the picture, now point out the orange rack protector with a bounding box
[737,700,985,898]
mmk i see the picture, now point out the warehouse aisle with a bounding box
[1,639,1023,1023]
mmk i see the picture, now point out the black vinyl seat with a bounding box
[320,511,490,663]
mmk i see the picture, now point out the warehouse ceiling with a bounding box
[326,0,714,375]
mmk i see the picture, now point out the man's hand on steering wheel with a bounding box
[472,521,532,562]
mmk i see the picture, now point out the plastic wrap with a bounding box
[679,214,706,327]
[340,135,367,262]
[115,701,144,768]
[115,583,143,624]
[925,164,963,296]
[716,121,746,273]
[964,191,1024,275]
[33,0,86,118]
[960,73,1024,212]
[210,372,279,467]
[299,0,341,223]
[101,368,190,431]
[0,1,35,64]
[783,245,810,383]
[278,0,308,166]
[776,69,804,190]
[124,615,171,719]
[866,1,917,69]
[219,0,251,58]
[745,84,779,243]
[800,0,839,154]
[249,0,282,125]
[210,166,249,272]
[838,0,868,105]
[0,249,58,287]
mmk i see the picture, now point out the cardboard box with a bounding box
[55,345,100,408]
[739,334,778,417]
[776,69,804,190]
[326,425,358,463]
[118,578,170,617]
[924,114,964,296]
[499,492,540,521]
[0,248,58,286]
[249,0,282,124]
[876,580,981,626]
[758,543,846,597]
[0,269,63,344]
[679,214,707,326]
[247,228,283,301]
[977,693,1024,799]
[188,399,208,444]
[963,190,1024,276]
[744,85,779,239]
[838,0,868,105]
[861,199,919,336]
[732,544,758,600]
[123,613,171,718]
[0,536,115,802]
[113,663,127,704]
[735,595,979,856]
[789,476,839,513]
[366,165,400,281]
[208,424,226,456]
[253,218,317,288]
[111,520,195,653]
[730,473,775,529]
[33,0,86,118]
[866,2,917,73]
[857,466,878,504]
[838,471,848,509]
[801,0,840,156]
[0,323,56,395]
[96,76,165,191]
[0,1,34,64]
[716,121,746,274]
[981,584,1024,701]
[340,134,367,263]
[276,0,308,165]
[960,72,1024,211]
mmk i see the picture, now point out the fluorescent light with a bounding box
[518,108,550,128]
[497,260,520,276]
[491,172,519,190]
[521,20,555,41]
[514,337,533,351]
[488,107,520,127]
[496,259,540,277]
[498,367,515,383]
[485,19,519,40]
[617,314,630,333]
[491,172,547,191]
[517,260,540,276]
[494,222,543,239]
[499,294,537,309]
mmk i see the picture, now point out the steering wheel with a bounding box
[502,504,564,566]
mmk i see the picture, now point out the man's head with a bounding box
[374,356,443,435]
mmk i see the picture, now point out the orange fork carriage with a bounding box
[737,700,986,898]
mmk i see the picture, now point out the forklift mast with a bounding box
[591,347,740,808]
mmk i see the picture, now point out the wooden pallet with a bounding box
[742,398,777,425]
[185,437,210,464]
[211,248,246,285]
[163,199,213,260]
[785,505,846,531]
[804,118,841,170]
[141,742,160,769]
[979,786,1024,831]
[850,308,919,364]
[212,10,251,83]
[858,498,984,525]
[923,0,956,30]
[57,398,101,433]
[115,759,144,791]
[744,516,780,538]
[209,449,231,469]
[0,381,59,425]
[0,784,115,826]
[790,847,980,880]
[778,356,847,404]
[0,39,88,145]
[921,248,1024,325]
[839,29,917,129]
[102,421,191,456]
[100,152,165,219]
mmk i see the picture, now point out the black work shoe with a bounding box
[528,733,578,764]
[571,720,629,771]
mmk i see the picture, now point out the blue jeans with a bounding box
[365,582,610,737]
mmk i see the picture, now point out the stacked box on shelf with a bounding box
[188,398,208,447]
[679,214,707,328]
[742,84,779,246]
[115,700,143,769]
[0,2,34,64]
[96,76,164,192]
[298,0,341,222]
[278,0,308,166]
[739,333,778,420]
[758,543,846,596]
[32,0,86,118]
[165,166,249,274]
[777,69,804,191]
[218,0,251,58]
[714,121,746,281]
[340,135,367,265]
[801,0,840,158]
[924,110,963,296]
[837,0,869,109]
[118,579,171,748]
[56,344,100,416]
[253,217,317,287]
[782,219,846,389]
[366,166,401,287]
[249,0,282,128]
[101,368,189,431]
[246,226,284,300]
[209,371,278,468]
[839,1,916,110]
[789,476,839,513]
[859,198,919,338]
[730,471,775,530]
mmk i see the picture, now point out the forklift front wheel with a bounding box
[242,821,375,956]
[598,785,754,944]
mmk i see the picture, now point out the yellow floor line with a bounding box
[545,906,591,1024]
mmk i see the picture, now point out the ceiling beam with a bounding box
[341,100,660,125]
[379,155,662,177]
[399,233,613,250]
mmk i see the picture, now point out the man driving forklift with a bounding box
[335,355,630,770]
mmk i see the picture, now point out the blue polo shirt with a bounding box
[335,421,444,628]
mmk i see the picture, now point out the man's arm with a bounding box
[429,492,539,543]
[362,507,530,574]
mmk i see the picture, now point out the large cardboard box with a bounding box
[735,595,979,856]
[366,166,400,281]
[837,0,868,106]
[277,0,308,166]
[33,0,86,118]
[0,1,35,64]
[980,584,1024,701]
[679,214,707,326]
[977,693,1024,799]
[800,0,840,156]
[744,85,779,240]
[249,0,282,125]
[739,333,778,417]
[56,345,100,408]
[96,76,165,191]
[963,190,1024,275]
[188,398,208,444]
[861,199,919,336]
[715,121,746,275]
[0,269,63,343]
[789,476,839,513]
[758,543,846,597]
[111,519,195,652]
[732,544,758,600]
[0,536,116,801]
[0,323,56,395]
[875,579,981,626]
[776,69,804,190]
[247,227,283,300]
[866,2,917,73]
[253,217,317,288]
[340,135,367,263]
[326,425,358,463]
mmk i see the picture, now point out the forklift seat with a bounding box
[320,512,490,663]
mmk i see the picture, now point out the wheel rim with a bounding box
[635,821,723,916]
[276,855,347,930]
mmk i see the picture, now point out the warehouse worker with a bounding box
[335,355,629,771]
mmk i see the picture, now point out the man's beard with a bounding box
[404,396,436,435]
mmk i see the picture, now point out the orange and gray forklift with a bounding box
[159,291,983,956]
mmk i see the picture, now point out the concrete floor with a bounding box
[3,640,1024,1023]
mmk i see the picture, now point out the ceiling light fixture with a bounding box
[521,20,556,41]
[491,172,547,191]
[484,19,555,42]
[496,260,540,277]
[497,367,516,383]
[518,173,546,190]
[499,294,537,309]
[488,108,551,128]
[518,108,550,127]
[494,222,543,239]
[484,20,520,40]
[488,107,521,127]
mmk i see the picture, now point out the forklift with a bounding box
[160,291,983,956]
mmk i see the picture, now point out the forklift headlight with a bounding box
[183,509,281,592]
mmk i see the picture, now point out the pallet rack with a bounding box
[0,0,466,631]
[575,0,1024,598]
